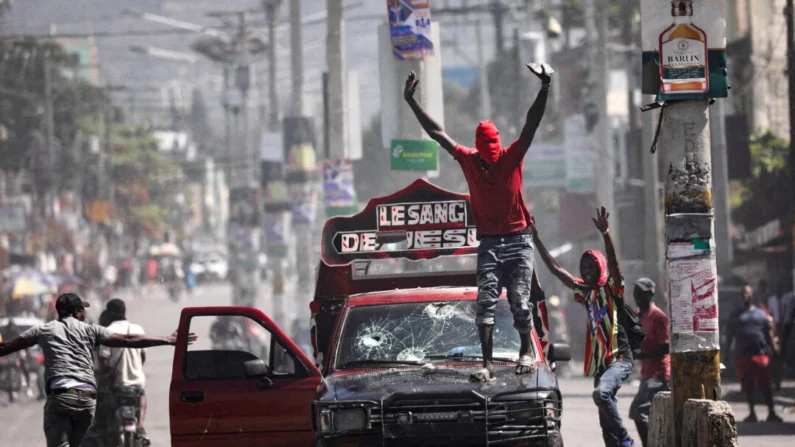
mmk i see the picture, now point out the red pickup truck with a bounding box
[169,180,570,447]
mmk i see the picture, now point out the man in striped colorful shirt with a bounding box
[531,207,634,447]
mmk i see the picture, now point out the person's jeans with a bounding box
[593,360,633,446]
[44,389,96,447]
[475,232,535,333]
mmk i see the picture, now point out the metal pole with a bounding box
[710,99,733,275]
[266,2,280,130]
[43,55,55,218]
[223,66,232,179]
[492,0,505,53]
[661,100,721,446]
[787,0,795,293]
[290,0,304,115]
[326,0,347,159]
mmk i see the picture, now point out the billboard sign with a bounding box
[640,0,728,100]
[391,139,438,171]
[387,0,434,60]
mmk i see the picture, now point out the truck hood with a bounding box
[319,363,559,403]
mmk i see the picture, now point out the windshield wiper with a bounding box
[425,354,517,363]
[338,359,426,369]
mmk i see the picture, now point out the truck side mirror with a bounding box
[548,343,571,362]
[244,359,271,378]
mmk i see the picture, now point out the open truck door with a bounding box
[169,306,321,447]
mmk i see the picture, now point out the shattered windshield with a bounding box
[336,300,527,368]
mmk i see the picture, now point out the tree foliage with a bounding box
[731,131,790,229]
[0,38,109,190]
[111,124,185,237]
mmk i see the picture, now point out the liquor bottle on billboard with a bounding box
[658,0,708,95]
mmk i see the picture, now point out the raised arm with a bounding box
[592,207,621,283]
[515,64,552,157]
[404,71,457,155]
[530,223,578,290]
[101,331,197,349]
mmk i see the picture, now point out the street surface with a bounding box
[0,282,793,446]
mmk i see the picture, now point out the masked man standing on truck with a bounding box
[404,63,551,382]
[0,293,196,447]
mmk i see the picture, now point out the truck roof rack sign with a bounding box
[321,179,479,266]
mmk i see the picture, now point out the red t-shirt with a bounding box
[454,140,532,236]
[638,303,671,381]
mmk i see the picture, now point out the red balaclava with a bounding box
[475,120,502,164]
[578,250,609,288]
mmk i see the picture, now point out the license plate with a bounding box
[413,411,460,422]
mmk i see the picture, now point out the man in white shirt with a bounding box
[98,299,149,446]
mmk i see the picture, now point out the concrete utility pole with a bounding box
[290,0,304,115]
[658,100,722,446]
[787,0,795,292]
[326,0,347,159]
[476,19,492,119]
[583,0,617,245]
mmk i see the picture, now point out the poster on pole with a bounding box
[668,258,719,335]
[323,160,358,217]
[640,0,728,100]
[386,0,434,60]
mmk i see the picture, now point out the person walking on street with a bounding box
[404,62,551,382]
[0,293,196,447]
[97,298,151,445]
[531,208,635,447]
[628,278,670,447]
[726,284,782,422]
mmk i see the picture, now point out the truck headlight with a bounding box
[318,408,332,433]
[332,408,367,432]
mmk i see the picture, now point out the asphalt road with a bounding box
[1,282,793,446]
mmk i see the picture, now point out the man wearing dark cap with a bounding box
[0,293,195,447]
[628,278,670,447]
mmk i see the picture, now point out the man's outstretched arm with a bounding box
[530,223,578,290]
[0,337,34,357]
[404,71,457,155]
[101,331,197,349]
[515,64,552,157]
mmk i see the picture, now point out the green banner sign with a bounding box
[391,140,438,171]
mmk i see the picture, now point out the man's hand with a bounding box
[592,206,610,234]
[404,71,419,102]
[526,63,553,85]
[167,331,198,346]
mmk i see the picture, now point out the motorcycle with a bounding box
[0,351,26,402]
[115,387,144,447]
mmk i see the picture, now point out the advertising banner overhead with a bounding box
[387,0,434,60]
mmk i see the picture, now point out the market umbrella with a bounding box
[10,269,59,288]
[8,278,50,299]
